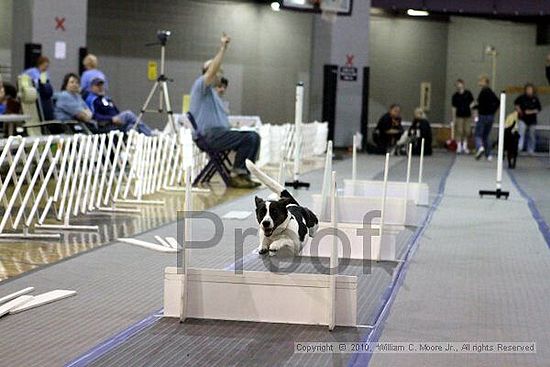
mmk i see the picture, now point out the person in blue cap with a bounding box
[85,77,155,135]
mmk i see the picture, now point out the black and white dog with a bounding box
[246,159,318,256]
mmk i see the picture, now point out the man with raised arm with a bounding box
[189,33,261,189]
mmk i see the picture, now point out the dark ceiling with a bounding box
[372,0,550,16]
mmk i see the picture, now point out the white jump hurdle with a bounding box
[300,152,399,261]
[164,168,357,330]
[344,137,430,206]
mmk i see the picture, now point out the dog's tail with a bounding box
[246,159,299,204]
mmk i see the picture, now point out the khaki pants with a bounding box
[454,117,472,141]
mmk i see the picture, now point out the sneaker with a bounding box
[487,155,493,162]
[456,143,463,154]
[475,147,485,160]
[462,141,470,154]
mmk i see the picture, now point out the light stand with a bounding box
[133,31,177,133]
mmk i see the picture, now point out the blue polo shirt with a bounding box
[23,67,49,86]
[189,75,229,136]
[54,91,89,121]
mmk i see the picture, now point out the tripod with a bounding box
[133,39,177,133]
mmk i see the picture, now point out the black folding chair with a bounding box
[186,112,232,186]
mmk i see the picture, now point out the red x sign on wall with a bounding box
[55,17,66,31]
[345,54,354,66]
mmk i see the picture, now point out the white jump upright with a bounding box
[164,166,357,329]
[479,92,510,199]
[351,134,357,181]
[284,82,310,189]
[344,137,429,206]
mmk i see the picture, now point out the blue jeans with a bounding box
[95,110,153,135]
[475,115,494,156]
[518,120,536,154]
[203,128,261,175]
[116,110,153,136]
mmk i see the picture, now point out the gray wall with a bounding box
[87,0,313,127]
[0,0,12,77]
[10,0,87,87]
[309,0,370,147]
[445,16,550,125]
[368,15,449,124]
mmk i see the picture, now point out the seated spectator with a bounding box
[408,108,432,156]
[0,83,5,115]
[84,77,155,135]
[189,33,261,188]
[369,104,404,155]
[23,55,55,120]
[216,77,230,113]
[54,73,94,131]
[81,54,108,97]
[0,82,22,115]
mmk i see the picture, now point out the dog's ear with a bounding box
[279,197,293,207]
[254,196,264,207]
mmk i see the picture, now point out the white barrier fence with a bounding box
[0,129,207,240]
[257,121,328,166]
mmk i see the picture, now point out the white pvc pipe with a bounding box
[352,134,357,182]
[0,139,40,232]
[328,170,337,331]
[73,135,92,215]
[64,135,86,225]
[113,133,133,203]
[0,139,26,204]
[378,153,390,261]
[96,132,115,208]
[53,138,72,202]
[152,137,162,191]
[103,132,124,206]
[81,135,99,213]
[156,135,169,191]
[320,141,333,222]
[89,134,107,210]
[163,135,176,188]
[418,138,425,184]
[404,143,412,223]
[13,137,53,228]
[27,148,62,227]
[496,92,506,190]
[293,83,304,181]
[180,167,193,323]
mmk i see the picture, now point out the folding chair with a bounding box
[186,112,232,186]
[18,74,91,137]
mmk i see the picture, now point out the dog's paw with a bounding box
[269,248,278,256]
[308,224,319,237]
[258,248,268,255]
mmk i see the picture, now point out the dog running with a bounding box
[245,159,318,256]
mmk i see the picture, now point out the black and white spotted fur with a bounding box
[246,159,318,256]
